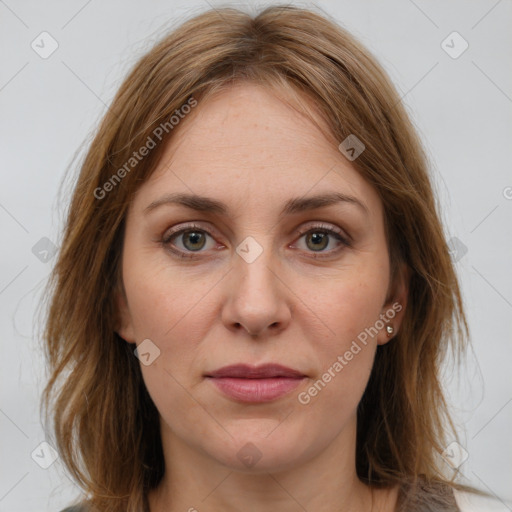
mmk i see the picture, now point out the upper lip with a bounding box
[205,363,306,379]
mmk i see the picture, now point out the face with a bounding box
[116,82,407,473]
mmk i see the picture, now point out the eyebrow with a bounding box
[143,191,369,217]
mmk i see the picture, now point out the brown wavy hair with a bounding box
[41,5,479,511]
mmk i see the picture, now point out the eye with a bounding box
[292,223,351,258]
[161,223,218,259]
[160,222,351,260]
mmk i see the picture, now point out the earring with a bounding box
[386,325,394,337]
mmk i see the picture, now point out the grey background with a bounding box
[1,1,511,511]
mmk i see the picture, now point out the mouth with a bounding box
[204,363,307,403]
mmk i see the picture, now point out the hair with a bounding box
[41,4,481,512]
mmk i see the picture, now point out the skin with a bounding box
[116,82,408,512]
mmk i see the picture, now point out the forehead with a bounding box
[131,82,383,220]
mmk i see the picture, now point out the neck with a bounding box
[148,417,399,512]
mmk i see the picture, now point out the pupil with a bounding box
[308,232,327,251]
[184,231,205,250]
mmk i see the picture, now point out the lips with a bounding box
[205,364,306,403]
[205,363,306,379]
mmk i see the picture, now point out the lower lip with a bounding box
[207,377,304,403]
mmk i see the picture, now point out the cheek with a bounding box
[297,268,387,405]
[122,252,208,342]
[122,257,215,391]
[307,268,387,350]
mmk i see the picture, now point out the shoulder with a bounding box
[396,477,462,511]
[453,489,512,512]
[395,477,506,512]
[59,504,89,512]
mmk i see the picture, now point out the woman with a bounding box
[42,5,502,512]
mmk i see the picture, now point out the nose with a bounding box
[221,245,292,338]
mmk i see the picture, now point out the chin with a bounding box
[206,422,313,474]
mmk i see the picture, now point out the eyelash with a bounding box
[160,222,351,260]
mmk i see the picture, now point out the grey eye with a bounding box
[304,231,330,251]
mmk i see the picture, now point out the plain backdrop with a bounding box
[0,1,511,511]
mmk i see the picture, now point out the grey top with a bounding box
[59,479,467,512]
[396,478,461,511]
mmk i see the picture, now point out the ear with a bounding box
[377,261,410,346]
[115,288,136,344]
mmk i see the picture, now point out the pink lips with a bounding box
[205,363,306,403]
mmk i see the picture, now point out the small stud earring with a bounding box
[386,325,394,337]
